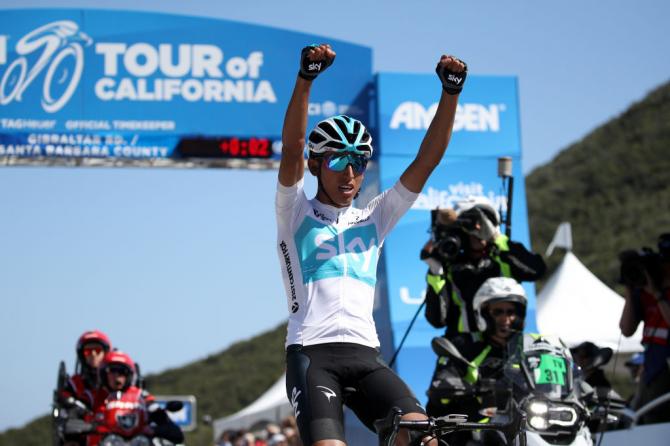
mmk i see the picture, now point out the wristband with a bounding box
[436,58,467,95]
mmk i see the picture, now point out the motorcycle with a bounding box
[432,333,617,445]
[52,361,184,446]
[63,392,183,446]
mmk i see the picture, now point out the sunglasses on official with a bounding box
[82,346,104,356]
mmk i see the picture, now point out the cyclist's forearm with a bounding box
[399,92,458,192]
[416,91,458,168]
[278,77,311,186]
[282,77,312,155]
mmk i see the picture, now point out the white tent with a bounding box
[537,250,643,352]
[213,374,292,439]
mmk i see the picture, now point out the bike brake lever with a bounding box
[433,413,468,427]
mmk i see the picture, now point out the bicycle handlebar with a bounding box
[396,418,514,432]
[376,408,524,446]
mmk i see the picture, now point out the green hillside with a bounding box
[527,80,670,290]
[0,322,287,446]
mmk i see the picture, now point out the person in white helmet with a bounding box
[426,277,527,421]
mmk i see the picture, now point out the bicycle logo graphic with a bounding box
[0,20,92,113]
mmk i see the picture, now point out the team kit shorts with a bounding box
[286,342,426,445]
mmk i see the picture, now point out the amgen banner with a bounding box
[374,72,537,406]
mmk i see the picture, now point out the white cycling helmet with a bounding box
[307,115,373,158]
[473,277,527,332]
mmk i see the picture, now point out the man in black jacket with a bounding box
[421,197,546,337]
[426,277,528,446]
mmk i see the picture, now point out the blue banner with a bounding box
[375,73,536,403]
[377,73,520,157]
[0,9,372,159]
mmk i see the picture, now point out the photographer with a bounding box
[421,196,546,337]
[619,233,670,424]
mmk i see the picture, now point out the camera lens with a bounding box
[437,235,462,259]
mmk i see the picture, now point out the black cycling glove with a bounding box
[435,58,467,95]
[298,45,335,80]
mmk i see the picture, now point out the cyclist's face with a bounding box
[310,152,365,207]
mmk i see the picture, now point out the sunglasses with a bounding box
[490,308,517,317]
[82,346,104,356]
[323,153,368,175]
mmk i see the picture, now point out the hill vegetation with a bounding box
[526,80,670,291]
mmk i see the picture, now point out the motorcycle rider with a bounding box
[426,277,527,425]
[60,330,112,408]
[93,350,184,445]
[57,330,113,446]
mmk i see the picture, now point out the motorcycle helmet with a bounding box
[454,196,501,242]
[308,115,373,158]
[76,330,112,363]
[473,277,527,333]
[100,350,136,391]
[454,195,500,227]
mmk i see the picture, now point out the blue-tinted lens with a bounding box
[325,154,367,174]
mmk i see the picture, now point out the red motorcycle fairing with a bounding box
[87,387,151,446]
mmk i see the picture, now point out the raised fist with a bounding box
[299,44,336,81]
[436,55,467,95]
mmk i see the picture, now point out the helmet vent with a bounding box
[319,122,342,140]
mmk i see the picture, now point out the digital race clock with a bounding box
[176,136,274,159]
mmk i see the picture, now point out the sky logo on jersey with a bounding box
[295,219,378,286]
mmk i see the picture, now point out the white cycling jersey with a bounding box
[276,179,418,348]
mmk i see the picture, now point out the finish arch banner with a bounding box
[375,73,537,404]
[0,9,372,164]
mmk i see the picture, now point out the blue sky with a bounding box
[1,0,669,431]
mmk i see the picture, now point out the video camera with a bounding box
[618,233,670,289]
[428,208,485,262]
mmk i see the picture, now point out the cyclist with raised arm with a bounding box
[276,43,467,446]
